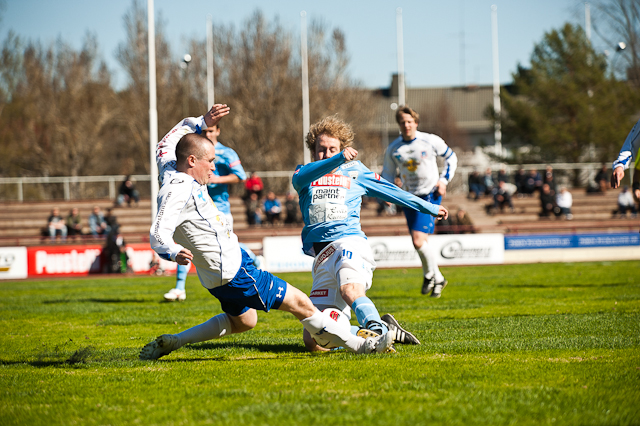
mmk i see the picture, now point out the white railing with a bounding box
[0,164,606,202]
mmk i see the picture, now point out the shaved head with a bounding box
[176,133,214,164]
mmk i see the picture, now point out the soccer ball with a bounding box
[312,307,351,349]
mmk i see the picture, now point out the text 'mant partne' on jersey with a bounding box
[382,131,458,196]
[292,152,441,257]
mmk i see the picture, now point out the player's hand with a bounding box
[204,104,230,128]
[634,189,640,201]
[435,181,447,197]
[175,248,193,265]
[436,206,448,220]
[343,147,358,162]
[611,166,624,189]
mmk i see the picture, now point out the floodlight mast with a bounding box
[396,8,405,107]
[148,0,159,219]
[491,5,502,157]
[207,14,215,106]
[301,11,311,165]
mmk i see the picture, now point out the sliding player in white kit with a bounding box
[293,116,448,352]
[382,106,458,298]
[139,105,395,360]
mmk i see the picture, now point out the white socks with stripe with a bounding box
[417,242,444,282]
[300,310,365,353]
[175,313,233,347]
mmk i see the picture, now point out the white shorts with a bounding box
[309,236,376,319]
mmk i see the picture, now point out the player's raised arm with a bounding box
[204,104,230,128]
[291,151,350,191]
[611,118,640,189]
[359,166,442,218]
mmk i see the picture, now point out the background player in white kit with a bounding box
[382,106,458,298]
[293,116,448,351]
[139,105,394,360]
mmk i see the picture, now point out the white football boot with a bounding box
[163,288,186,301]
[139,334,180,360]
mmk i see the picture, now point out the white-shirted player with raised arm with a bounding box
[382,105,458,298]
[611,118,640,200]
[139,105,394,360]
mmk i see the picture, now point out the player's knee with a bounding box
[229,310,257,333]
[339,282,366,305]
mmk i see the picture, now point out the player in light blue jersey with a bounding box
[611,118,640,202]
[164,124,247,302]
[293,116,448,351]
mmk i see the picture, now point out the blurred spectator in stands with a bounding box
[539,183,560,218]
[66,208,83,239]
[617,186,638,218]
[523,169,542,195]
[435,213,454,234]
[514,168,527,196]
[497,168,509,184]
[483,168,495,196]
[89,206,108,237]
[244,171,264,200]
[116,175,140,207]
[452,208,475,234]
[556,187,573,220]
[263,191,282,225]
[492,181,514,213]
[104,231,131,273]
[284,192,302,224]
[104,208,119,234]
[47,207,67,242]
[467,170,484,200]
[543,166,557,195]
[594,164,610,193]
[245,193,262,226]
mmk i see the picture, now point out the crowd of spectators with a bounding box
[243,172,302,227]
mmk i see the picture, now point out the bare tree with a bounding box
[589,0,640,83]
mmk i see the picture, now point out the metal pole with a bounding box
[17,179,23,202]
[585,3,591,41]
[64,180,70,201]
[491,5,502,157]
[300,11,311,165]
[109,178,116,200]
[148,0,159,218]
[396,8,405,107]
[207,14,215,106]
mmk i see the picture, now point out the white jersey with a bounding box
[382,131,457,197]
[150,116,242,289]
[613,118,640,171]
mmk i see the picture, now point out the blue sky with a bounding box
[2,0,588,89]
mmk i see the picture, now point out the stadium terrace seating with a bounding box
[0,189,637,251]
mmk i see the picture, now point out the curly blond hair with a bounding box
[305,115,355,155]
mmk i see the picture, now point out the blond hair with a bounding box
[395,105,420,125]
[305,115,355,155]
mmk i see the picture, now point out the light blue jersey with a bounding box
[292,152,441,257]
[207,142,246,215]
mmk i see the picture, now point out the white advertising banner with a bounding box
[0,247,28,280]
[263,233,504,273]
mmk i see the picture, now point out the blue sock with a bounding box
[175,263,188,291]
[351,296,388,334]
[350,325,360,336]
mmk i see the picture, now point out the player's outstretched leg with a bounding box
[381,314,420,345]
[283,285,395,354]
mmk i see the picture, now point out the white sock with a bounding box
[417,242,444,282]
[300,311,365,353]
[416,243,431,278]
[175,313,232,347]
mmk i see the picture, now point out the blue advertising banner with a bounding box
[504,232,640,250]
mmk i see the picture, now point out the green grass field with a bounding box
[1,261,639,425]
